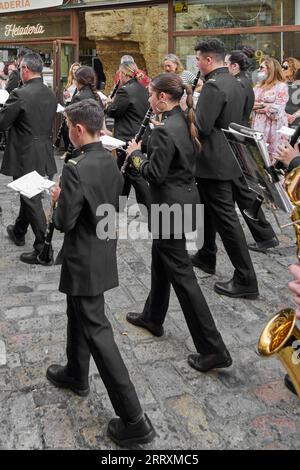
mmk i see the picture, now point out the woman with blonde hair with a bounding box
[163,53,196,86]
[252,56,289,159]
[281,57,300,128]
[63,62,81,104]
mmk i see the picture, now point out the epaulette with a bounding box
[67,152,86,166]
[207,78,216,82]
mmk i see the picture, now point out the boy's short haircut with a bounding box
[65,99,104,134]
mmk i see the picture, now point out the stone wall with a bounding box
[85,7,168,93]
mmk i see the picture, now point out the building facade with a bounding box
[0,0,299,97]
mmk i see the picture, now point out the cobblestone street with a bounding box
[0,153,300,450]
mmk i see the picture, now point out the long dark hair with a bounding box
[228,50,250,72]
[75,66,103,107]
[151,73,201,150]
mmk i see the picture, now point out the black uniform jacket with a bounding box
[70,85,104,108]
[106,78,149,142]
[0,77,57,179]
[53,142,123,296]
[236,71,255,126]
[195,67,246,180]
[5,69,20,94]
[132,106,200,236]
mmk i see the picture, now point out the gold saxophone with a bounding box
[257,166,300,396]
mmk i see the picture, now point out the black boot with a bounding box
[214,278,259,299]
[126,312,164,337]
[188,350,232,372]
[20,249,53,265]
[107,413,156,447]
[7,225,25,246]
[46,364,90,397]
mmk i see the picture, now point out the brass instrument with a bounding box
[257,166,300,396]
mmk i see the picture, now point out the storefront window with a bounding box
[175,31,300,73]
[174,0,298,30]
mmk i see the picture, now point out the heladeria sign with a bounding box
[0,0,63,14]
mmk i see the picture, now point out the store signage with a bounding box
[4,23,45,37]
[0,0,63,14]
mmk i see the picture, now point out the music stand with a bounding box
[222,123,293,215]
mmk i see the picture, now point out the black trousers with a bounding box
[233,176,276,243]
[66,294,142,422]
[13,193,46,253]
[196,178,257,285]
[142,237,227,355]
[116,149,150,217]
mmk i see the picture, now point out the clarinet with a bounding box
[191,71,201,94]
[110,79,120,99]
[37,200,55,266]
[54,117,65,148]
[121,106,153,174]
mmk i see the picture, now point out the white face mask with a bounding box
[257,71,268,82]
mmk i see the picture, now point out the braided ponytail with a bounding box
[75,65,104,108]
[184,84,201,151]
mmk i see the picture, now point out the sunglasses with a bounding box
[282,64,289,70]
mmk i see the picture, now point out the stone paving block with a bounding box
[36,283,59,292]
[104,286,133,310]
[205,391,266,419]
[22,343,65,365]
[36,303,66,316]
[143,362,192,399]
[4,306,34,320]
[39,405,77,449]
[253,380,295,405]
[167,394,220,449]
[248,414,297,442]
[132,338,187,364]
[125,283,148,302]
[8,393,43,449]
[17,316,51,333]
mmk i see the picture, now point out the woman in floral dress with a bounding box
[252,57,289,160]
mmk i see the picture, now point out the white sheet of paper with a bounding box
[57,103,65,113]
[8,171,55,199]
[0,89,9,105]
[100,135,125,151]
[277,126,295,137]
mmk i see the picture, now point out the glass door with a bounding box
[53,40,78,103]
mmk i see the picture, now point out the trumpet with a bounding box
[257,166,300,396]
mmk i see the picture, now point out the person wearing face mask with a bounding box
[124,72,232,373]
[252,57,289,161]
[281,58,300,129]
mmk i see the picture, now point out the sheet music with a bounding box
[100,135,125,151]
[7,171,55,199]
[57,103,65,113]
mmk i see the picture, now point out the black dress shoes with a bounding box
[284,374,297,396]
[214,278,259,299]
[20,250,54,265]
[107,413,156,447]
[188,350,232,372]
[7,225,25,246]
[46,364,90,397]
[126,312,164,337]
[247,237,279,253]
[190,251,216,275]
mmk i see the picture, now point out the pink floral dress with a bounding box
[252,81,289,159]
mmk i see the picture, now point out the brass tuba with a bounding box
[257,166,300,396]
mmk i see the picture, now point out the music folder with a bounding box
[222,123,293,214]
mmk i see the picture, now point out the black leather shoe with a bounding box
[20,250,53,265]
[46,364,90,397]
[107,413,156,447]
[284,374,297,396]
[188,351,232,372]
[126,312,164,337]
[7,225,25,246]
[190,251,216,275]
[214,278,259,299]
[248,237,279,253]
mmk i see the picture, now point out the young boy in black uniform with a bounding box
[47,99,155,447]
